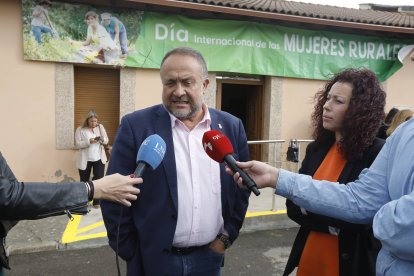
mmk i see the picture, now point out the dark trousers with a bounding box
[79,160,105,205]
[165,246,223,276]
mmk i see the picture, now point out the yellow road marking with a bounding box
[61,210,287,244]
[61,215,106,243]
[245,210,287,217]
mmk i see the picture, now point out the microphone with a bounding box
[202,130,260,196]
[115,134,166,276]
[134,134,166,177]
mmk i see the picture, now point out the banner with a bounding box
[22,0,143,65]
[22,1,414,81]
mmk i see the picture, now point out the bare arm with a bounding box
[82,26,92,46]
[113,20,120,43]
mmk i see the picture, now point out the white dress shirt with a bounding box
[169,106,223,247]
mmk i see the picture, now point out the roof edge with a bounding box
[125,0,414,34]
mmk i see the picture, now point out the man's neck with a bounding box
[180,105,207,130]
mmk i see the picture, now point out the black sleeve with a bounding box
[0,152,89,220]
[0,151,19,237]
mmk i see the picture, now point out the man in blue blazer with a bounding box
[101,47,250,275]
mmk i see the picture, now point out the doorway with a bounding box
[217,79,264,161]
[74,66,120,143]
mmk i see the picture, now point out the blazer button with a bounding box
[341,253,350,260]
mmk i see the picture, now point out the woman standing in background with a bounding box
[75,110,109,206]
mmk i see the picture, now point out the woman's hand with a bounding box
[93,174,141,206]
[225,160,279,189]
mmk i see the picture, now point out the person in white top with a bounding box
[80,11,118,64]
[75,110,109,206]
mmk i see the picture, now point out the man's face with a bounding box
[160,54,209,121]
[102,18,111,26]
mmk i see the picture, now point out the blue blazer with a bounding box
[101,105,250,275]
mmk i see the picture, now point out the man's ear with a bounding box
[203,78,210,90]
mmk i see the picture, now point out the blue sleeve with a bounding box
[372,121,414,261]
[276,140,391,224]
[287,140,384,233]
[373,191,414,261]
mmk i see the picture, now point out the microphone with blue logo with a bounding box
[134,134,166,178]
[115,134,166,276]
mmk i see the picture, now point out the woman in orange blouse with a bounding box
[283,69,386,276]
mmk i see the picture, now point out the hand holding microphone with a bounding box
[93,173,142,207]
[202,130,260,196]
[225,160,280,190]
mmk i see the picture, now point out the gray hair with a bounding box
[160,47,208,79]
[82,110,98,128]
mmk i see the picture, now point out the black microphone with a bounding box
[202,130,260,196]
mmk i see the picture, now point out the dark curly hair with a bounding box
[311,68,386,161]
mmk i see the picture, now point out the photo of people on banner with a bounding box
[23,0,142,65]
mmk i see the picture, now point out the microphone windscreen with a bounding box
[202,130,234,163]
[137,134,166,170]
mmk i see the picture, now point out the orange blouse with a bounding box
[297,143,347,276]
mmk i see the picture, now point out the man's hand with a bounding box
[209,238,226,254]
[225,160,279,190]
[93,173,141,206]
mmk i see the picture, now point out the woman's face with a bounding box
[88,117,98,128]
[85,16,97,27]
[322,81,353,139]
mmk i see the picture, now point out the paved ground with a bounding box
[6,188,297,254]
[8,228,299,276]
[4,188,300,275]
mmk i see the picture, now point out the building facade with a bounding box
[1,0,413,182]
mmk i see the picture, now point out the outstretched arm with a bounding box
[0,152,140,220]
[113,20,120,44]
